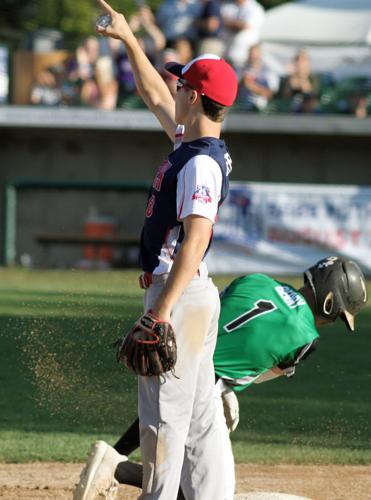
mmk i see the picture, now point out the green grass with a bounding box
[0,268,370,464]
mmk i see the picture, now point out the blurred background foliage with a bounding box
[0,0,292,46]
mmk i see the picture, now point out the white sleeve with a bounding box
[176,155,222,223]
[174,124,185,150]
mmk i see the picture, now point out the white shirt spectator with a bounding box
[222,0,265,69]
[238,45,280,111]
[241,65,279,110]
[156,0,202,43]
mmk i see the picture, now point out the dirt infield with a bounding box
[0,463,370,500]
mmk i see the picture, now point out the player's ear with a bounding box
[189,89,198,105]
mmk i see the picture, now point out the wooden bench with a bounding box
[35,233,140,267]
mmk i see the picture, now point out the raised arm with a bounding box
[96,0,176,141]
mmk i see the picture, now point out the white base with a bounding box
[235,493,311,500]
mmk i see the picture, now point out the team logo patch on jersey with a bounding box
[275,285,306,308]
[192,185,212,204]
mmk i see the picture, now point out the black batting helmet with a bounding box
[304,256,368,331]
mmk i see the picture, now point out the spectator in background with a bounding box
[157,39,194,98]
[350,91,368,119]
[114,43,137,107]
[172,36,194,64]
[96,37,118,110]
[157,38,194,97]
[74,36,118,109]
[280,49,319,114]
[114,5,166,108]
[129,4,166,57]
[196,0,225,56]
[156,0,201,45]
[237,44,279,112]
[222,0,265,71]
[30,67,62,106]
[157,48,179,96]
[76,37,101,107]
[61,56,84,106]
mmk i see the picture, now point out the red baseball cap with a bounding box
[165,54,238,107]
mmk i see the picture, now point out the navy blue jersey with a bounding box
[139,135,232,273]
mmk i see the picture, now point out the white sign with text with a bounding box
[206,182,371,274]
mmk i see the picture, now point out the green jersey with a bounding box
[214,274,319,391]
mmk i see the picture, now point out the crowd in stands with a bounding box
[29,0,371,118]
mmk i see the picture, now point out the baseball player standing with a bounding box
[86,1,238,499]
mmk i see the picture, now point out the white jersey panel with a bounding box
[153,226,181,275]
[176,155,222,223]
[174,124,185,150]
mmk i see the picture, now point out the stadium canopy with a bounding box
[261,0,371,78]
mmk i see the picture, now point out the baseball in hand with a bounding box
[96,14,112,29]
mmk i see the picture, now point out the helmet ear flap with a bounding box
[323,291,334,316]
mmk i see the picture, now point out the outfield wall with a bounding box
[0,107,370,267]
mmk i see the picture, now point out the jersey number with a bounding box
[224,300,277,333]
[145,194,155,218]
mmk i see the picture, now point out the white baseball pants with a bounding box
[138,273,232,500]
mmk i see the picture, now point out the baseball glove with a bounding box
[116,311,177,377]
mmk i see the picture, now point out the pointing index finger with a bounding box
[97,0,114,15]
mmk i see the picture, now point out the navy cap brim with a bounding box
[164,61,184,77]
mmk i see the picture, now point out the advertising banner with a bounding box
[206,182,371,275]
